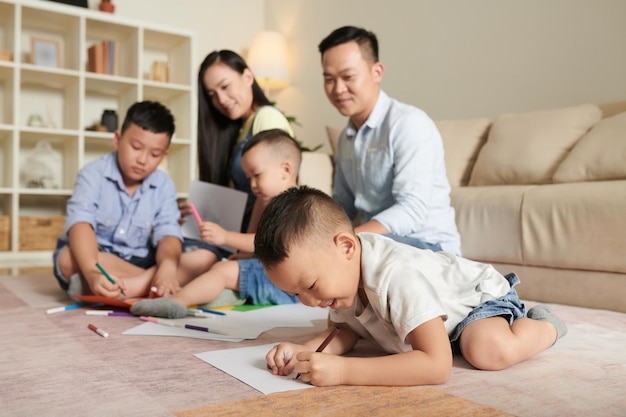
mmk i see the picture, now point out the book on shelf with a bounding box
[87,40,119,75]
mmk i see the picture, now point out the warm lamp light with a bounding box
[246,30,290,95]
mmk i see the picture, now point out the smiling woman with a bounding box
[176,50,296,276]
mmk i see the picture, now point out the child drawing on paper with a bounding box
[258,186,567,386]
[130,129,302,318]
[53,101,212,299]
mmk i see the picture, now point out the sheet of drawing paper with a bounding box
[122,320,245,342]
[194,343,314,395]
[181,180,248,252]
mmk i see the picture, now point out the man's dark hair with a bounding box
[318,25,379,63]
[254,186,352,269]
[121,101,175,143]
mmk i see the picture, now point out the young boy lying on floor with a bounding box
[257,186,567,386]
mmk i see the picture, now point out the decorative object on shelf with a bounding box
[0,49,12,61]
[151,61,169,82]
[30,37,62,68]
[19,140,63,189]
[27,114,45,128]
[246,30,290,96]
[85,123,109,132]
[46,0,88,7]
[100,109,118,132]
[87,40,119,75]
[98,0,115,13]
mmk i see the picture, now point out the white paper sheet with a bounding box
[194,343,314,395]
[123,304,329,341]
[123,321,245,341]
[181,180,248,252]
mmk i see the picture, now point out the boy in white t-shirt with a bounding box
[258,186,567,386]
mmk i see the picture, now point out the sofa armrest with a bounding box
[299,152,333,196]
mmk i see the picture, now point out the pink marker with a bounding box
[188,202,202,224]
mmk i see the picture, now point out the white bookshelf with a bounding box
[0,0,196,265]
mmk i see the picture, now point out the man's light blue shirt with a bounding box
[58,152,182,260]
[332,90,461,255]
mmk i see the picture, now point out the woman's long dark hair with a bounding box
[197,50,271,185]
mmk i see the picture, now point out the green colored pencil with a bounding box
[95,262,126,296]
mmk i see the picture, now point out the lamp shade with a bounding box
[246,30,290,91]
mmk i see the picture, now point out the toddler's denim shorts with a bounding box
[449,272,525,344]
[237,258,299,305]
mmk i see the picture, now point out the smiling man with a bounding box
[319,26,461,255]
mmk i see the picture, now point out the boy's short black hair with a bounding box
[318,25,379,63]
[120,101,176,144]
[254,186,352,269]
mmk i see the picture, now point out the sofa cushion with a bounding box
[436,118,491,187]
[521,181,626,274]
[552,111,626,183]
[468,104,602,186]
[450,185,534,264]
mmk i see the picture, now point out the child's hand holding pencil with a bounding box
[94,262,127,297]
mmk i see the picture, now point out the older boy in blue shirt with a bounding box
[53,101,198,298]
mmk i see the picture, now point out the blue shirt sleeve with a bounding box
[373,110,442,235]
[150,174,183,246]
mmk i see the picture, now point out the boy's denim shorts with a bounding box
[237,258,299,305]
[182,237,231,260]
[52,240,158,291]
[449,272,525,344]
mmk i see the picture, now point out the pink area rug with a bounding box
[0,273,624,416]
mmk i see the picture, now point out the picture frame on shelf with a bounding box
[30,37,62,68]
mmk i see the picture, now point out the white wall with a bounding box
[85,0,626,153]
[265,0,626,152]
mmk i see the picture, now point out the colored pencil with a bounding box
[95,262,126,296]
[296,326,341,380]
[188,202,203,224]
[139,316,226,335]
[88,323,109,338]
[86,310,133,317]
[46,302,83,315]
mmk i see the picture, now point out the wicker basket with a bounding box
[19,215,65,251]
[0,215,9,251]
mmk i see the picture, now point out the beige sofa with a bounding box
[301,101,626,313]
